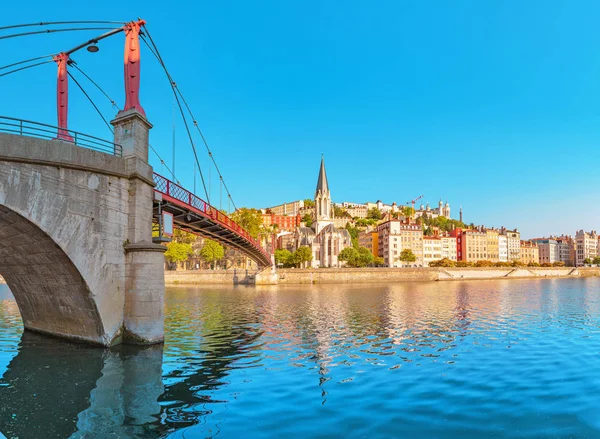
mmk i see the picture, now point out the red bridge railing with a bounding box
[153,173,270,262]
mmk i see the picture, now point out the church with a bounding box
[294,157,352,268]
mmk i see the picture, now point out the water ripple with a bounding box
[3,279,600,437]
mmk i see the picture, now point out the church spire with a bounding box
[315,155,329,196]
[314,155,333,231]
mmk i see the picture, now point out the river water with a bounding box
[2,279,600,438]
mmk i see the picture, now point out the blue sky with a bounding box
[1,1,600,238]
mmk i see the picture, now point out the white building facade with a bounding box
[531,239,559,264]
[575,230,598,266]
[441,236,457,261]
[423,237,442,267]
[498,234,508,262]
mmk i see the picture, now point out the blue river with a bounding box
[2,278,600,438]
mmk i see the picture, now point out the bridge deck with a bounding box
[152,173,271,267]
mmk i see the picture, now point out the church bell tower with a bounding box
[314,156,334,233]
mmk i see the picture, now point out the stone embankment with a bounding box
[165,267,600,285]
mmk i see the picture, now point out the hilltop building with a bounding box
[266,200,304,216]
[261,212,301,231]
[414,200,451,220]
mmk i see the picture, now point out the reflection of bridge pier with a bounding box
[0,333,165,439]
[73,343,165,438]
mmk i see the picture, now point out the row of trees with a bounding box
[275,247,313,268]
[428,258,567,268]
[419,214,466,234]
[583,257,600,265]
[163,230,226,268]
[338,247,381,267]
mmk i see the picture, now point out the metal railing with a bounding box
[0,116,122,156]
[153,172,271,262]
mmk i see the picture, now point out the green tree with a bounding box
[475,260,494,267]
[355,218,377,227]
[345,223,360,248]
[303,199,315,208]
[334,205,352,218]
[367,207,383,220]
[553,261,566,267]
[275,249,294,267]
[528,261,541,267]
[584,258,592,265]
[338,247,359,266]
[230,208,263,238]
[338,247,374,267]
[200,239,225,267]
[592,257,600,265]
[399,206,414,218]
[172,229,197,244]
[302,213,313,227]
[164,242,193,268]
[356,247,375,267]
[293,246,313,267]
[397,249,417,266]
[420,215,466,233]
[456,261,473,267]
[373,256,385,266]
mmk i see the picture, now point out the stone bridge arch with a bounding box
[0,206,106,343]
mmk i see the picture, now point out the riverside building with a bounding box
[461,229,489,262]
[555,235,575,266]
[486,229,500,262]
[423,236,442,266]
[520,240,539,265]
[358,230,379,257]
[530,238,559,264]
[575,230,598,266]
[498,234,508,262]
[377,220,424,267]
[500,228,521,261]
[441,236,458,261]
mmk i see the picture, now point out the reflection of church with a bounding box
[294,157,351,268]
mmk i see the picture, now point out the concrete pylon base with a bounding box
[124,242,167,345]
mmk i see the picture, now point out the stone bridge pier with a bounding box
[0,109,165,346]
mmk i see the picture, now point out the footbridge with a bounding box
[0,19,271,346]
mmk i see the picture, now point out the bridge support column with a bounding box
[111,109,166,345]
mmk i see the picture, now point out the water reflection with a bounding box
[0,333,164,439]
[2,279,600,437]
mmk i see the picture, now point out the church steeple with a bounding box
[315,155,329,197]
[314,155,333,232]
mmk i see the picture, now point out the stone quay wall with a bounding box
[165,267,600,285]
